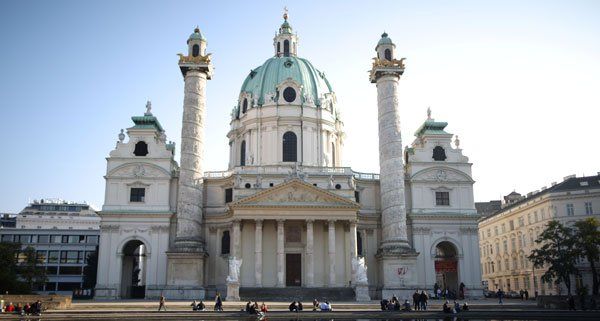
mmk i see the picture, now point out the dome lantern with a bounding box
[375,31,396,61]
[187,26,207,57]
[273,8,298,57]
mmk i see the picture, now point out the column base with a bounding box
[166,251,206,299]
[226,282,240,301]
[377,248,420,301]
[94,285,119,300]
[355,284,371,301]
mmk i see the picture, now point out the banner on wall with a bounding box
[435,260,457,273]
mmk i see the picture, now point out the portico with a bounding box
[226,179,361,289]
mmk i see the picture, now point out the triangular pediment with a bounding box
[230,179,360,209]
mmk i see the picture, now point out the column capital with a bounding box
[255,219,263,225]
[327,219,337,225]
[277,219,285,225]
[306,218,315,224]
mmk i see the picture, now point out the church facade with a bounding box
[95,15,482,300]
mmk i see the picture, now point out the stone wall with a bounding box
[0,294,71,310]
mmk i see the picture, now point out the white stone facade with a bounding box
[96,20,482,301]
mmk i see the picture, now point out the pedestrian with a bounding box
[524,289,529,300]
[459,282,465,299]
[437,287,442,300]
[420,290,428,310]
[312,299,319,311]
[497,288,504,304]
[519,289,524,300]
[412,290,420,310]
[214,292,223,311]
[567,295,576,311]
[197,300,205,311]
[434,282,440,299]
[158,295,167,311]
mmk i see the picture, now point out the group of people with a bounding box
[433,282,465,300]
[311,299,332,311]
[244,301,268,315]
[380,295,412,311]
[2,300,43,316]
[442,300,469,313]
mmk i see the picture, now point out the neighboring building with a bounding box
[478,174,600,295]
[96,14,482,300]
[0,199,100,294]
[1,213,17,228]
[475,201,502,218]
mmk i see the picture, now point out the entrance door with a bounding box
[286,253,301,286]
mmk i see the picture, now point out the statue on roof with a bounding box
[145,100,153,116]
[427,107,432,120]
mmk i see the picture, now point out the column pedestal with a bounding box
[164,252,206,299]
[226,281,240,301]
[377,251,419,300]
[355,284,371,301]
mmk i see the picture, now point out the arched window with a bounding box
[331,142,336,166]
[282,131,297,162]
[277,42,281,55]
[242,98,248,113]
[133,141,148,156]
[221,231,230,254]
[236,107,240,120]
[192,44,200,57]
[432,146,447,161]
[384,48,392,61]
[240,140,246,166]
[284,40,290,57]
[357,231,363,256]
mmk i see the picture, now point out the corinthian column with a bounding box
[276,220,285,287]
[254,219,263,286]
[328,220,336,286]
[305,219,314,287]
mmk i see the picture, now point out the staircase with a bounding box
[239,287,355,301]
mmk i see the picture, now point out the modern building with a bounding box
[0,213,16,228]
[0,199,100,294]
[478,174,600,295]
[96,14,482,300]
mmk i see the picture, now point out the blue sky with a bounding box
[1,0,599,212]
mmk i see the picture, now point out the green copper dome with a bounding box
[377,32,393,46]
[239,56,333,106]
[187,27,205,43]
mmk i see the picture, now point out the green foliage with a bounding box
[82,250,98,290]
[528,220,579,295]
[572,217,600,295]
[0,241,30,294]
[19,245,47,292]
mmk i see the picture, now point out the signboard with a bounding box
[435,260,457,273]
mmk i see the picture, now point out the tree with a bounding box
[19,246,47,292]
[0,241,29,294]
[528,220,579,295]
[82,250,98,290]
[573,217,600,295]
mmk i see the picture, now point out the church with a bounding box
[95,13,482,301]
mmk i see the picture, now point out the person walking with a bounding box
[214,293,223,311]
[497,288,504,305]
[412,290,420,310]
[459,282,465,300]
[433,283,440,299]
[420,290,428,310]
[158,295,167,311]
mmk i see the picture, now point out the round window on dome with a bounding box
[283,87,296,103]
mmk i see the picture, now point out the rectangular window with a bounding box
[509,220,514,231]
[435,192,450,206]
[46,266,58,275]
[494,226,499,236]
[487,229,491,237]
[503,240,508,253]
[514,278,520,290]
[224,188,233,203]
[354,191,360,203]
[1,234,13,242]
[36,250,46,262]
[511,237,516,250]
[501,224,506,233]
[585,202,593,215]
[495,243,500,254]
[68,235,80,244]
[48,251,59,263]
[130,188,145,202]
[566,203,574,216]
[86,235,99,244]
[18,235,31,243]
[38,235,50,243]
[59,266,82,275]
[518,217,524,227]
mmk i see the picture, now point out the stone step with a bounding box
[239,287,355,302]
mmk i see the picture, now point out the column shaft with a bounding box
[254,220,263,286]
[175,69,207,249]
[276,220,285,287]
[232,220,241,258]
[305,220,314,287]
[328,220,336,286]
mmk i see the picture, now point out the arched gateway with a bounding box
[121,240,147,299]
[434,241,460,294]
